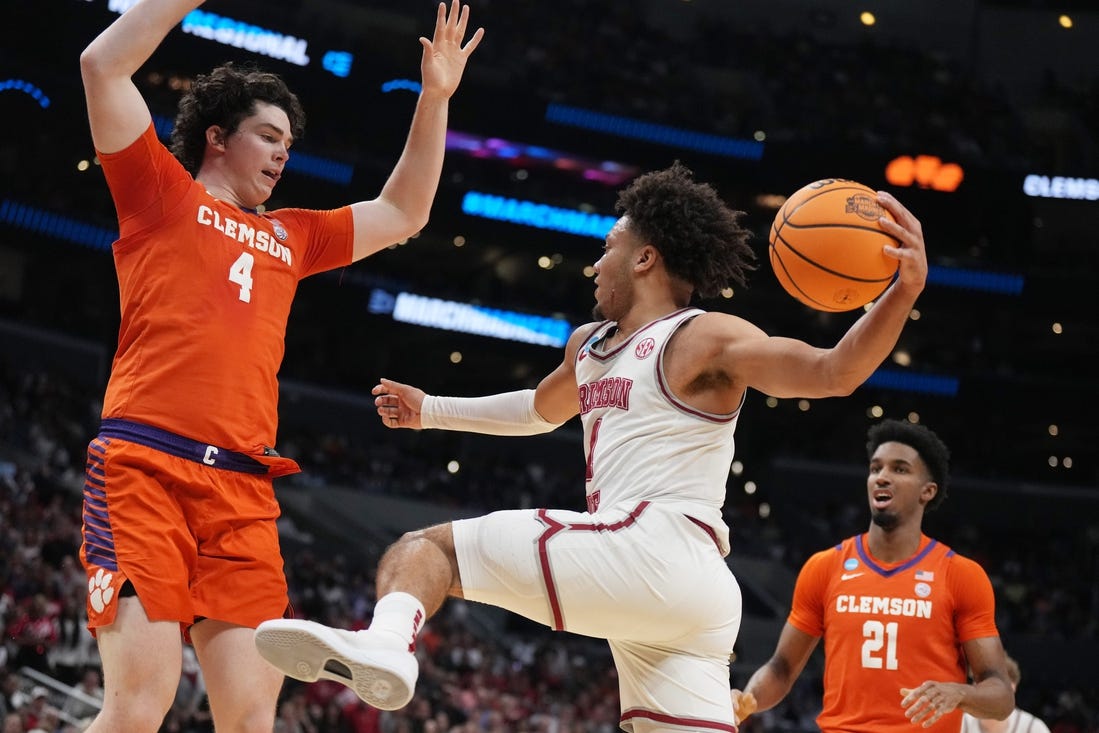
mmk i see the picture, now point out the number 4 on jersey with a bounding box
[229,252,255,302]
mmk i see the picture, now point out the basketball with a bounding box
[769,179,900,312]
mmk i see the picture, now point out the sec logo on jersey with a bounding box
[635,338,655,359]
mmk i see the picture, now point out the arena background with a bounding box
[1,0,1096,730]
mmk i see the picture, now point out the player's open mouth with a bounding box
[262,170,280,182]
[872,490,893,508]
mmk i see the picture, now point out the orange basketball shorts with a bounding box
[79,418,298,636]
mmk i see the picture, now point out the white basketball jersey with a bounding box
[574,308,740,555]
[961,710,1052,733]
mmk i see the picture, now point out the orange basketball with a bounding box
[769,179,899,312]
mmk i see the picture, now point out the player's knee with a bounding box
[96,694,174,732]
[396,523,456,558]
[228,704,278,733]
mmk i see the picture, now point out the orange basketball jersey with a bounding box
[97,124,353,451]
[788,533,1000,732]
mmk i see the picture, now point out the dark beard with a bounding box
[871,509,900,531]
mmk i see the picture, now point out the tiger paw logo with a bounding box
[88,568,116,613]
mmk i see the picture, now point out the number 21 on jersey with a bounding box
[862,620,899,670]
[229,252,255,302]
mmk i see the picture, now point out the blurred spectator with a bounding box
[50,596,98,686]
[2,712,24,733]
[16,689,48,733]
[7,596,59,675]
[59,666,102,725]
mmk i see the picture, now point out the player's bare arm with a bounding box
[81,0,203,153]
[688,213,926,403]
[901,636,1014,727]
[734,622,820,722]
[529,323,591,423]
[349,1,484,261]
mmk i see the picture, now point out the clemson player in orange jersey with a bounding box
[731,419,1015,731]
[77,1,482,732]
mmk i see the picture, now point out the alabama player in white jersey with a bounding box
[255,163,929,732]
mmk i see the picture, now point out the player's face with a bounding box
[866,441,936,530]
[222,101,293,207]
[591,217,638,321]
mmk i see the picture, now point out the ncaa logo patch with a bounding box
[635,338,656,359]
[844,558,859,571]
[845,193,884,221]
[915,582,932,598]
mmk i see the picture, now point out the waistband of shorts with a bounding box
[98,418,269,475]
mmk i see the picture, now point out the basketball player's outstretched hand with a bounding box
[372,377,426,429]
[419,0,485,99]
[874,191,928,292]
[730,689,758,724]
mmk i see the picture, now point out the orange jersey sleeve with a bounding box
[948,554,1000,642]
[787,534,1002,733]
[787,544,835,638]
[97,124,354,451]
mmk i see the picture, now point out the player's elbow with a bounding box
[989,690,1016,721]
[392,206,431,246]
[973,680,1015,721]
[79,43,112,85]
[796,352,863,398]
[79,47,101,81]
[830,357,881,395]
[816,372,861,398]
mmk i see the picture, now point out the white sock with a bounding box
[369,592,426,651]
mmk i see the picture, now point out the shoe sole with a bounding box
[255,621,413,710]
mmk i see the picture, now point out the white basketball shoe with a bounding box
[255,619,418,710]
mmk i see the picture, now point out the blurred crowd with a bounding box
[467,1,1080,172]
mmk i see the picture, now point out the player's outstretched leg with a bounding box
[254,619,418,710]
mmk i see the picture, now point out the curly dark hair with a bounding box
[866,419,951,511]
[169,63,306,176]
[614,162,755,299]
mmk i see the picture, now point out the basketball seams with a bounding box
[768,243,845,312]
[770,239,891,310]
[779,222,901,241]
[769,231,896,284]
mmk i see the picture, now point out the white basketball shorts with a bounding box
[453,501,743,732]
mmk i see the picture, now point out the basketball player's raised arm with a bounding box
[349,2,483,262]
[370,324,589,434]
[81,0,203,154]
[721,191,928,399]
